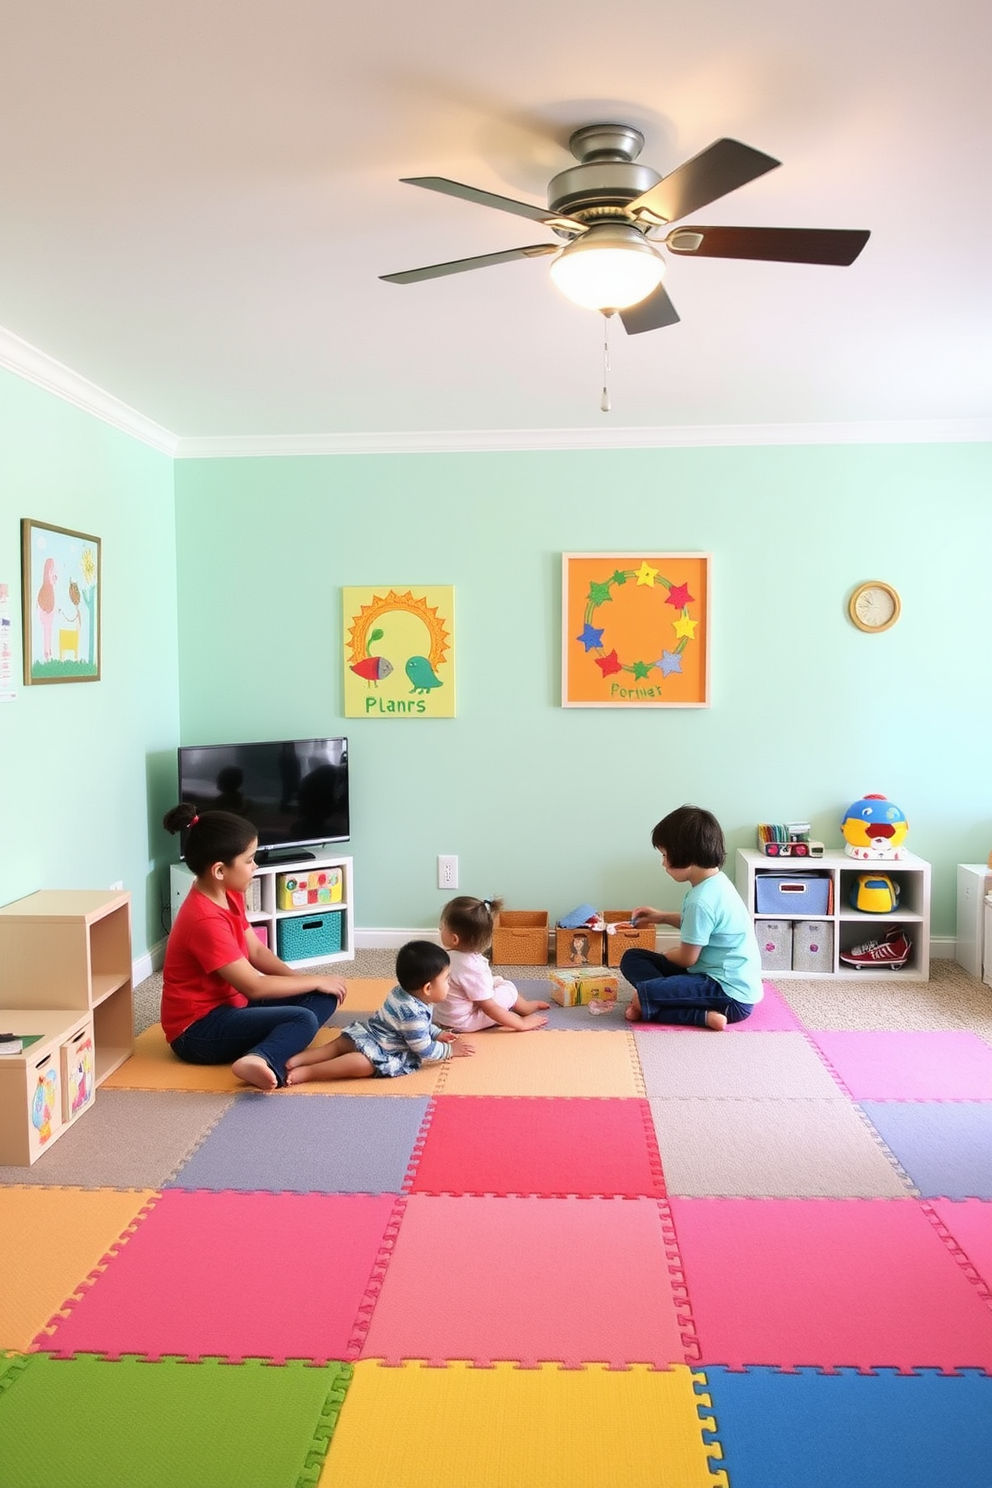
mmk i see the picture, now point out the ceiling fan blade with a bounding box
[628,139,780,225]
[381,243,558,284]
[400,176,584,232]
[665,225,870,265]
[618,282,681,335]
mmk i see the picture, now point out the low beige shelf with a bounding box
[0,889,134,1083]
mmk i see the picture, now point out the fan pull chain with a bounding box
[600,312,612,413]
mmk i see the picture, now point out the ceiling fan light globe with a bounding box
[549,226,665,311]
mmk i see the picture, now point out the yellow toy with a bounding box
[841,793,909,860]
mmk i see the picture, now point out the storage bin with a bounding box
[555,924,604,967]
[604,910,656,966]
[491,910,549,966]
[756,919,793,972]
[792,919,834,974]
[276,868,343,911]
[60,1025,95,1123]
[754,874,831,916]
[276,910,343,962]
[253,924,268,949]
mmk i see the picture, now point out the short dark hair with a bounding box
[396,940,450,993]
[163,802,257,875]
[439,895,504,954]
[651,805,726,870]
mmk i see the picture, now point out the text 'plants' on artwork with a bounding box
[343,587,455,718]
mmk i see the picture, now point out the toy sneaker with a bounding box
[840,927,912,969]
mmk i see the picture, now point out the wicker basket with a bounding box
[604,911,656,967]
[555,924,605,968]
[491,910,549,966]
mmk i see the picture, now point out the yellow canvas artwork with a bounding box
[343,586,455,718]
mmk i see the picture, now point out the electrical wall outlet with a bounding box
[437,855,458,890]
[109,880,124,891]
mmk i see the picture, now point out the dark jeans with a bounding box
[170,991,341,1085]
[619,948,753,1029]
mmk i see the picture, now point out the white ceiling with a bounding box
[1,0,990,445]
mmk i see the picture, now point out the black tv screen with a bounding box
[178,738,349,858]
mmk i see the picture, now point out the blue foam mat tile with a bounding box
[700,1366,992,1488]
[167,1092,431,1192]
[516,978,632,1032]
[859,1101,992,1199]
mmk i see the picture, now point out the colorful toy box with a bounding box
[276,910,343,961]
[549,967,619,1007]
[555,924,605,967]
[276,868,343,911]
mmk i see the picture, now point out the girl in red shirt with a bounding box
[162,804,346,1089]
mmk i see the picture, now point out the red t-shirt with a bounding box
[161,887,251,1042]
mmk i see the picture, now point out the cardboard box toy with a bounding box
[549,968,619,1007]
[555,924,605,967]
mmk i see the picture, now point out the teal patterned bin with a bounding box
[276,910,343,962]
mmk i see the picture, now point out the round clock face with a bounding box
[849,582,901,632]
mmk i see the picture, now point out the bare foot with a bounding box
[624,992,642,1023]
[705,1011,728,1031]
[517,997,551,1015]
[232,1054,278,1090]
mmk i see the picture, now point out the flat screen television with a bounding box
[178,737,349,862]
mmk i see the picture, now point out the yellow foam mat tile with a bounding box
[335,978,395,1013]
[438,1029,641,1097]
[103,1023,444,1096]
[0,1187,157,1351]
[320,1360,726,1488]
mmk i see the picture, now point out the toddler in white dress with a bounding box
[434,896,550,1033]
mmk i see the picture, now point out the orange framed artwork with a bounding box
[561,552,710,708]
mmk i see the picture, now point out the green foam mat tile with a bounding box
[0,1352,352,1488]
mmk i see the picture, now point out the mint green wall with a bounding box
[0,369,179,959]
[175,443,991,939]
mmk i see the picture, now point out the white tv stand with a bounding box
[170,851,354,968]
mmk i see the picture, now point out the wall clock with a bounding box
[848,581,901,633]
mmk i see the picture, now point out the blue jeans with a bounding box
[170,992,341,1086]
[619,948,753,1028]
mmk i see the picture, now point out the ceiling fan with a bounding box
[381,124,870,334]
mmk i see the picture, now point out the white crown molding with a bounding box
[0,325,179,456]
[175,419,992,459]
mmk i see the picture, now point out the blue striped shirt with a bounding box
[343,985,450,1076]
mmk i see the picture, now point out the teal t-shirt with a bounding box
[680,871,763,1004]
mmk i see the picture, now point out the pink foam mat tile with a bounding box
[669,1197,992,1373]
[635,982,804,1033]
[409,1096,666,1197]
[807,1031,992,1101]
[358,1193,696,1367]
[926,1199,992,1296]
[36,1189,400,1363]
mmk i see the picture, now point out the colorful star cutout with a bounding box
[611,570,628,586]
[588,582,613,606]
[576,623,604,652]
[666,581,695,609]
[595,649,623,677]
[658,650,683,676]
[635,562,658,587]
[672,616,698,640]
[631,660,653,680]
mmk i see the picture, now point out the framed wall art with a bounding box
[343,586,455,717]
[562,552,710,708]
[21,519,101,684]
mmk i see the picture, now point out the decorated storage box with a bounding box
[549,967,619,1007]
[756,919,793,972]
[604,911,655,966]
[555,924,604,968]
[276,868,343,911]
[754,874,831,917]
[60,1025,95,1123]
[276,910,343,962]
[492,910,549,966]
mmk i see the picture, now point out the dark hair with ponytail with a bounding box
[439,895,504,955]
[163,803,257,876]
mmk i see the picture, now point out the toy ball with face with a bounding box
[841,794,909,860]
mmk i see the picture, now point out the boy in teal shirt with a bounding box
[620,804,763,1029]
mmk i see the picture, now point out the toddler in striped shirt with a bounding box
[285,940,475,1083]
